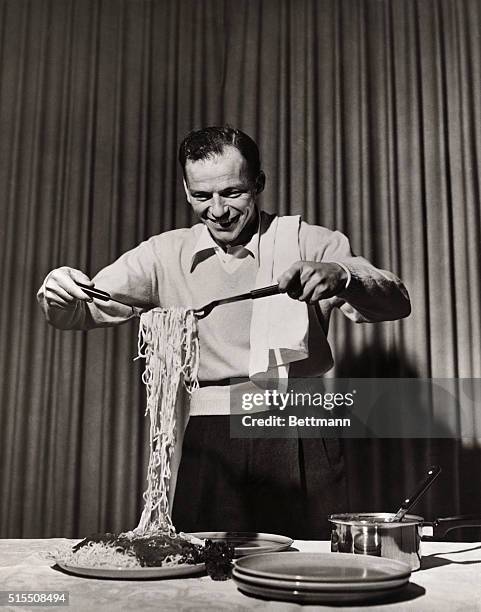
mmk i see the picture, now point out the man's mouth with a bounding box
[207,215,241,230]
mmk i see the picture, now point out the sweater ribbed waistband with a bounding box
[190,380,268,416]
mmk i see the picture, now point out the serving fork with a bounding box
[76,282,281,319]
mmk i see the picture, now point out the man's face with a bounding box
[183,146,264,248]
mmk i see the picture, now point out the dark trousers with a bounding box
[172,416,347,540]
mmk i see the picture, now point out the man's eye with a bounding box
[193,194,211,201]
[225,191,243,198]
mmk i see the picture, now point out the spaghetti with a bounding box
[133,307,199,537]
[55,541,139,569]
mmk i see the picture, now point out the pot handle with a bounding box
[423,515,481,539]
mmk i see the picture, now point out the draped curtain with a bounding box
[1,0,480,537]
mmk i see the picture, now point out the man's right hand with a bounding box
[43,267,95,309]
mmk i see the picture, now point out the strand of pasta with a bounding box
[133,308,199,537]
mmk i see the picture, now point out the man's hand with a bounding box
[277,261,348,303]
[43,267,95,308]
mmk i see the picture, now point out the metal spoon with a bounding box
[76,282,144,316]
[76,282,140,307]
[389,465,441,522]
[76,282,129,305]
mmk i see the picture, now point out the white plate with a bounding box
[232,567,409,592]
[234,552,411,582]
[233,576,408,604]
[56,562,205,580]
[188,532,293,557]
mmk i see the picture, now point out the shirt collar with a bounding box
[190,212,260,272]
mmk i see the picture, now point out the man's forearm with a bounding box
[337,260,411,323]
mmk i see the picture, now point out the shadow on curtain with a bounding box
[0,0,480,537]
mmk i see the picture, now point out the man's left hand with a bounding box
[277,261,348,303]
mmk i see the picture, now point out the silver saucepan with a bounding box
[329,513,481,570]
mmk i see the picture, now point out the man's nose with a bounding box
[210,194,228,218]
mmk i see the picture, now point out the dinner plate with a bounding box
[233,577,408,604]
[187,532,294,557]
[234,552,411,582]
[231,567,410,592]
[56,562,205,580]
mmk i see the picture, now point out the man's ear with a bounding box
[182,177,191,201]
[255,171,266,194]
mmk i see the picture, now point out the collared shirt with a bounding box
[190,217,260,274]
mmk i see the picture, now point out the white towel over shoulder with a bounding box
[249,215,309,382]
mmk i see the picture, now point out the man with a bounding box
[38,126,410,539]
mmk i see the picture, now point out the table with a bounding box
[1,539,481,611]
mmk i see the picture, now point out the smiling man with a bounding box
[37,126,410,539]
[181,132,264,247]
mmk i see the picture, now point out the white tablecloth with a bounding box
[1,539,481,611]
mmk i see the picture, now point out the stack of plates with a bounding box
[232,552,411,604]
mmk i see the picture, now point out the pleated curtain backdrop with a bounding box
[0,0,480,537]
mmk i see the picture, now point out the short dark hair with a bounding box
[178,126,261,181]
